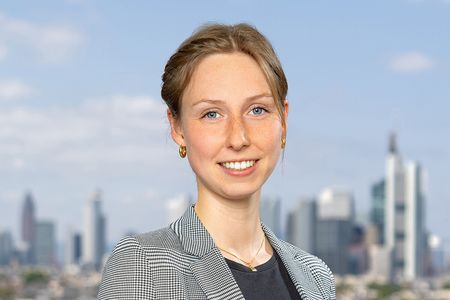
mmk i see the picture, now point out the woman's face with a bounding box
[169,52,288,201]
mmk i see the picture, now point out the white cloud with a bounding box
[389,51,434,73]
[0,11,84,63]
[0,94,170,170]
[0,79,35,101]
[11,158,26,170]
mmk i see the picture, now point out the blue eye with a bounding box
[251,107,267,115]
[203,111,219,119]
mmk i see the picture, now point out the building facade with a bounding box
[35,221,56,266]
[315,187,354,275]
[286,197,316,254]
[66,229,82,266]
[371,179,385,245]
[21,192,36,264]
[83,190,106,270]
[0,230,13,266]
[385,134,426,280]
[260,197,282,237]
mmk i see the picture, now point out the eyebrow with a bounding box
[192,93,273,107]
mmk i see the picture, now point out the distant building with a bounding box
[65,229,82,266]
[317,187,354,220]
[315,187,354,275]
[286,197,316,254]
[260,197,282,237]
[365,224,380,246]
[348,225,368,274]
[370,179,385,245]
[428,234,445,276]
[368,245,393,279]
[385,133,427,280]
[167,194,192,223]
[0,229,13,266]
[444,241,450,272]
[35,221,56,266]
[21,191,36,264]
[83,190,106,270]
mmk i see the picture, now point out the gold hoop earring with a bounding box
[178,145,187,158]
[281,137,286,149]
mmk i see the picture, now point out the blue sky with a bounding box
[1,1,449,246]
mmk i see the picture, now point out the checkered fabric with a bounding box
[98,205,336,299]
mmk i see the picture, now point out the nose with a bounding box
[226,116,250,151]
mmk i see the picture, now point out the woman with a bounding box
[99,23,335,300]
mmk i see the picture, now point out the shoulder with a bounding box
[117,226,182,252]
[98,226,182,299]
[277,239,336,298]
[107,226,182,255]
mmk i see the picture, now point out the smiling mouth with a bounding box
[219,160,258,171]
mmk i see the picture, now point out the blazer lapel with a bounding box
[190,248,245,300]
[262,224,326,300]
[170,205,326,300]
[170,205,244,300]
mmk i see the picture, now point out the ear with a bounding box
[282,99,289,136]
[167,108,185,146]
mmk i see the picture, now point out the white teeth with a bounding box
[221,160,256,171]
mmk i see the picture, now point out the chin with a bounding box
[219,185,260,201]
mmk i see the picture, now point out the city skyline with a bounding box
[1,1,449,246]
[2,140,435,281]
[0,133,438,263]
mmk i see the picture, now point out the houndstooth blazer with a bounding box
[98,204,336,299]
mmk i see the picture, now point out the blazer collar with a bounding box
[170,204,324,300]
[170,204,216,257]
[262,223,325,299]
[170,204,244,299]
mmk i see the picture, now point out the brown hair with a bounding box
[161,23,288,129]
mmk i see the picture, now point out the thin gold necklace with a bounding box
[217,236,265,272]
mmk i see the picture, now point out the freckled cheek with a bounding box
[184,121,282,153]
[184,125,224,158]
[248,122,282,148]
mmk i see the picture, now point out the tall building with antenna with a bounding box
[21,191,36,264]
[83,190,106,270]
[385,133,426,280]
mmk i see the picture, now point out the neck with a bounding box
[194,186,264,255]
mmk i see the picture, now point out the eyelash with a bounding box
[201,106,269,119]
[202,111,221,119]
[249,106,269,116]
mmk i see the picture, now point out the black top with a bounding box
[225,251,302,300]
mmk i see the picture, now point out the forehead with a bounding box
[182,52,271,105]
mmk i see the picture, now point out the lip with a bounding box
[218,159,259,177]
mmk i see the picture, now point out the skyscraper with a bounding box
[404,161,426,279]
[315,187,354,275]
[0,229,13,266]
[21,191,36,264]
[385,133,426,280]
[83,190,106,270]
[370,179,385,245]
[65,229,82,266]
[286,197,317,254]
[35,221,56,266]
[260,197,282,237]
